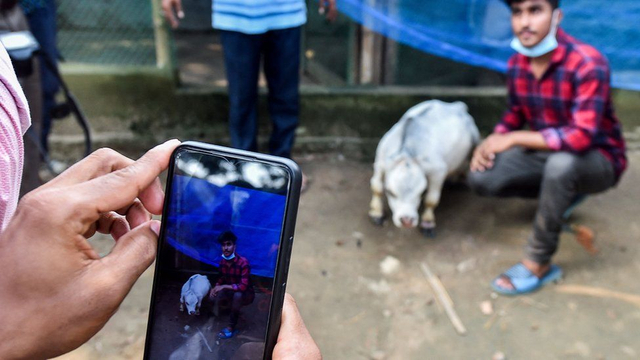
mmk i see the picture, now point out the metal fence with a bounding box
[57,0,157,66]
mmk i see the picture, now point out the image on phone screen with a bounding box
[145,148,291,359]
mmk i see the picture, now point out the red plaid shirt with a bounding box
[495,29,627,181]
[217,254,252,293]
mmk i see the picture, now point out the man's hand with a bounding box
[209,285,226,299]
[471,133,513,172]
[162,0,184,29]
[0,140,180,360]
[273,294,322,360]
[319,0,338,22]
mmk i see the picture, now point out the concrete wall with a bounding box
[62,72,640,159]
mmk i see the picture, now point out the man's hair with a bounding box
[217,231,237,244]
[504,0,560,9]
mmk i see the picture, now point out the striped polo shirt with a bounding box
[212,0,307,35]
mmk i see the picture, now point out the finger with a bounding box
[477,155,492,170]
[92,211,131,241]
[162,1,178,28]
[117,199,153,231]
[45,148,134,188]
[279,294,311,342]
[175,0,184,19]
[76,140,180,215]
[275,294,322,359]
[101,220,161,287]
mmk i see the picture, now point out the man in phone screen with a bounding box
[209,230,255,339]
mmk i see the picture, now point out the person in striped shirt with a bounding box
[162,0,337,190]
[468,0,627,295]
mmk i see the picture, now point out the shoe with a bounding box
[491,263,563,295]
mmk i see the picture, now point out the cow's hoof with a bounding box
[420,221,436,238]
[421,228,437,238]
[369,215,385,226]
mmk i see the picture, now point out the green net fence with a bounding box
[57,0,156,66]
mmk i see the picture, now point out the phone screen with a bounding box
[145,148,291,359]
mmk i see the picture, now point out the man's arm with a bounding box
[539,64,608,153]
[232,261,251,292]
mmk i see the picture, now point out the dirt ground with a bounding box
[55,151,640,360]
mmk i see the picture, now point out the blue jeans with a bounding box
[220,26,301,159]
[24,0,60,153]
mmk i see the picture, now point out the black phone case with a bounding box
[143,141,302,360]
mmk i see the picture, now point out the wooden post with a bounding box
[150,0,178,80]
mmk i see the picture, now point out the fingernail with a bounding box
[178,11,185,18]
[150,220,161,236]
[159,139,181,148]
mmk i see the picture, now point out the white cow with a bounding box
[369,100,480,236]
[180,274,211,315]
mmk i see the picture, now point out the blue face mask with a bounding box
[222,252,236,261]
[511,10,560,58]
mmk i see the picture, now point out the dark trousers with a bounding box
[216,289,255,329]
[468,148,616,264]
[24,0,60,154]
[220,26,301,159]
[0,4,43,195]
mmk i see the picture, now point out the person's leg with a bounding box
[525,150,616,265]
[262,26,301,159]
[228,291,244,330]
[220,30,262,152]
[25,0,60,154]
[494,150,616,293]
[468,147,549,198]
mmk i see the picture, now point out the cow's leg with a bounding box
[180,295,185,312]
[196,297,203,315]
[369,161,385,225]
[421,170,447,238]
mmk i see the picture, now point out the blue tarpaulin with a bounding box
[337,0,640,91]
[165,175,286,278]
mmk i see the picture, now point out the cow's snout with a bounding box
[188,310,195,315]
[401,216,415,228]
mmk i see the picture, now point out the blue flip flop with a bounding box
[492,263,563,295]
[218,327,238,339]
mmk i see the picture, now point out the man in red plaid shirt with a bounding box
[468,0,627,295]
[209,230,255,339]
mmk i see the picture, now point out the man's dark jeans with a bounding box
[468,147,616,264]
[24,0,60,154]
[220,26,301,159]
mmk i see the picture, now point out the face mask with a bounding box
[511,10,560,58]
[222,252,236,261]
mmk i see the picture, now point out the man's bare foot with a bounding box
[494,259,551,291]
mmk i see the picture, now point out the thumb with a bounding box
[102,220,161,286]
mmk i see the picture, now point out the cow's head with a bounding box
[385,155,427,228]
[184,291,198,315]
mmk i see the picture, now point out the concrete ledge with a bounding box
[58,69,640,157]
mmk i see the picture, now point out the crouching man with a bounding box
[468,0,627,295]
[209,230,255,339]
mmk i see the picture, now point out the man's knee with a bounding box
[468,170,502,197]
[544,152,578,182]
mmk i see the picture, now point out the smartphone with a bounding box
[143,142,302,360]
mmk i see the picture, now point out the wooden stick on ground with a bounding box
[420,261,467,336]
[556,284,640,308]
